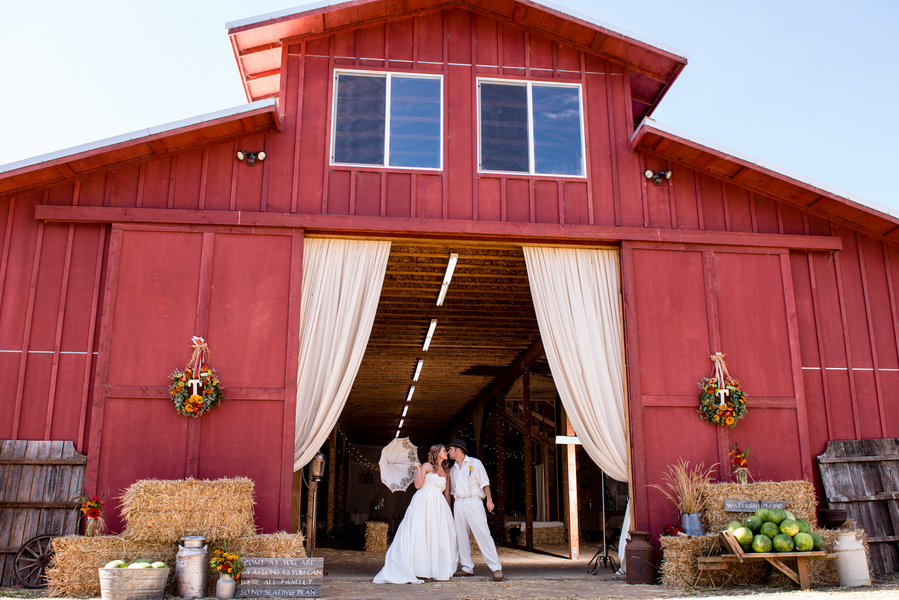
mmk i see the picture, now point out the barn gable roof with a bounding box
[631,118,899,241]
[226,0,688,123]
[0,100,281,198]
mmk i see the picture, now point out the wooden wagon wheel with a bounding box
[14,534,56,588]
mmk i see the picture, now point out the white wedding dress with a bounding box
[373,472,459,583]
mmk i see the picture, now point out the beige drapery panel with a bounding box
[294,238,391,471]
[523,247,628,481]
[523,247,631,569]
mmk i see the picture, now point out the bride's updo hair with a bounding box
[428,444,447,473]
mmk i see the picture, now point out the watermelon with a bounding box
[810,532,824,551]
[795,518,811,534]
[754,508,771,522]
[785,510,796,521]
[780,519,800,536]
[733,527,753,547]
[744,516,762,534]
[127,563,152,569]
[769,508,788,525]
[751,534,773,553]
[793,532,814,552]
[726,521,743,533]
[772,534,795,552]
[132,559,152,564]
[104,560,127,569]
[151,562,168,569]
[760,522,780,539]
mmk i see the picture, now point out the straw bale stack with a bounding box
[47,532,307,598]
[700,480,817,533]
[120,477,256,543]
[660,534,768,588]
[365,521,389,552]
[46,535,177,598]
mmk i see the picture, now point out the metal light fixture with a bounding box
[413,359,423,381]
[311,452,326,481]
[402,404,408,417]
[644,169,672,186]
[423,319,437,351]
[436,253,459,306]
[236,150,267,166]
[406,385,416,402]
[307,451,327,557]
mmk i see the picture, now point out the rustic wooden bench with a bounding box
[696,530,836,590]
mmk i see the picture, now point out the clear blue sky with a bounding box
[2,1,896,213]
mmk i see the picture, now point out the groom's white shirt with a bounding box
[450,455,489,499]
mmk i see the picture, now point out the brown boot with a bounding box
[455,570,474,577]
[493,570,503,581]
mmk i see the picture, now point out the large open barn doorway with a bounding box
[298,240,628,568]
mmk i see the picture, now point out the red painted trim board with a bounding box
[84,227,124,493]
[807,251,835,439]
[855,232,888,438]
[11,222,45,439]
[281,232,304,530]
[77,225,107,453]
[44,223,76,439]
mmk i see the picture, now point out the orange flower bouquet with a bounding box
[210,543,245,579]
[73,489,107,536]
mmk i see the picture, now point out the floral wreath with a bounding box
[697,352,747,428]
[170,336,225,417]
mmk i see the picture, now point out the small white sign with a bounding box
[555,436,581,445]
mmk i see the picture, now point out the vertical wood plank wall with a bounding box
[1,7,898,537]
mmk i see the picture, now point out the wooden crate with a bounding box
[0,440,86,586]
[817,438,899,574]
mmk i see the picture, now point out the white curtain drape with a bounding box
[523,247,628,481]
[523,246,631,569]
[294,238,391,471]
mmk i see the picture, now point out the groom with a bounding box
[446,439,503,581]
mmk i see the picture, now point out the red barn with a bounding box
[1,0,897,577]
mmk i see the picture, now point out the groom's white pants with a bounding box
[454,497,502,573]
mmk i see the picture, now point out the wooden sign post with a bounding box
[235,557,323,598]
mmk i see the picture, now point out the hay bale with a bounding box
[700,480,817,533]
[120,477,256,543]
[660,535,768,589]
[47,533,307,598]
[46,535,176,598]
[365,521,388,553]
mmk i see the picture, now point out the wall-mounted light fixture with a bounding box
[644,169,672,186]
[423,319,437,351]
[436,253,459,306]
[236,150,267,166]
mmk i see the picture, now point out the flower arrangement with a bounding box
[210,544,244,579]
[698,353,747,428]
[698,376,747,427]
[73,489,107,536]
[169,365,224,417]
[648,458,717,515]
[662,524,684,537]
[728,441,759,484]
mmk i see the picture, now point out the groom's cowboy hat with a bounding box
[447,438,468,453]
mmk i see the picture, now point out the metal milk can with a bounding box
[833,531,871,587]
[176,536,209,598]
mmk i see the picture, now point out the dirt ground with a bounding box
[2,542,896,600]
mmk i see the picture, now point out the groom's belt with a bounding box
[453,494,484,500]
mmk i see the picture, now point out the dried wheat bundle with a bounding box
[119,477,256,543]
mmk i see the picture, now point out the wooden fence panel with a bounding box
[0,440,85,586]
[817,438,899,574]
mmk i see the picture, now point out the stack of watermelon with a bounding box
[725,508,824,554]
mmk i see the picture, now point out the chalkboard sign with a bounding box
[235,557,323,598]
[723,500,787,512]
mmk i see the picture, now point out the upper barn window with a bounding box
[331,71,443,170]
[478,80,585,177]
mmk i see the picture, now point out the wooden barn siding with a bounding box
[2,7,899,538]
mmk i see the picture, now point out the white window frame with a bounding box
[477,78,587,178]
[330,69,444,171]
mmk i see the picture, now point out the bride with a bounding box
[373,444,459,583]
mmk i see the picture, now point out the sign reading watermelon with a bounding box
[724,500,787,512]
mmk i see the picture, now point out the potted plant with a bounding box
[210,543,245,600]
[649,459,717,536]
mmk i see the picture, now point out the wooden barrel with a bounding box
[99,568,169,600]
